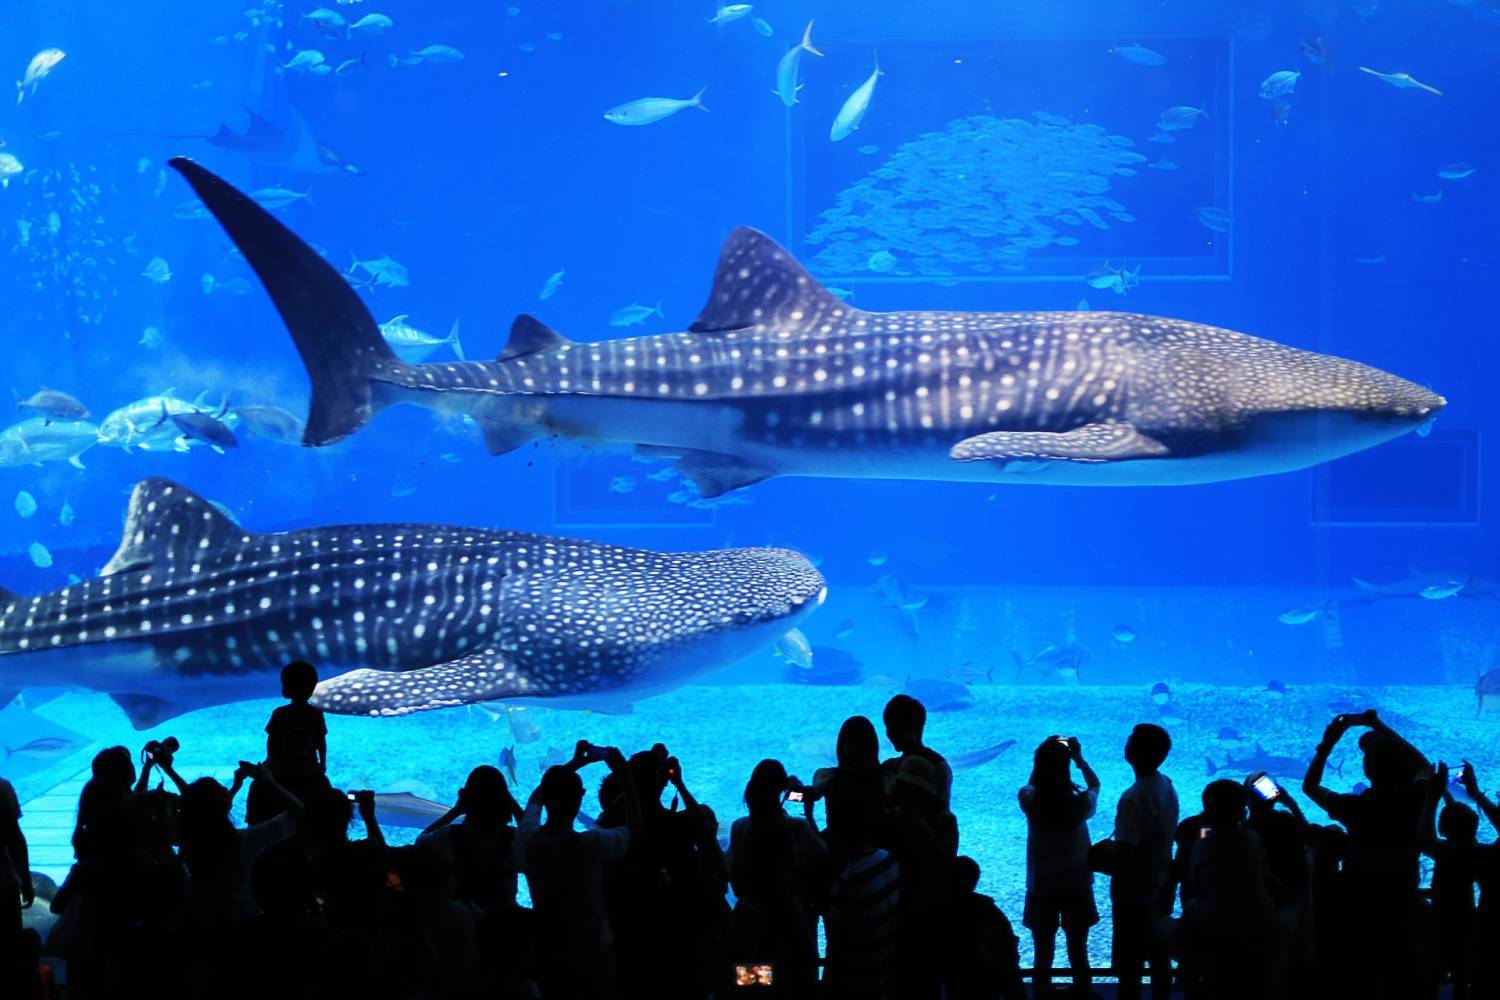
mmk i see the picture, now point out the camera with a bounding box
[144,737,179,759]
[786,789,804,803]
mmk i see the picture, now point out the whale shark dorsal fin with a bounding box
[690,227,849,333]
[499,314,572,361]
[102,478,245,576]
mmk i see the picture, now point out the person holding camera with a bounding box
[1302,709,1432,998]
[726,759,828,998]
[1173,780,1279,998]
[180,760,304,930]
[417,765,523,913]
[1017,735,1100,996]
[516,740,638,999]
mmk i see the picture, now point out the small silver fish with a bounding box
[604,90,707,126]
[539,269,565,300]
[830,57,882,142]
[707,3,753,25]
[1258,70,1300,99]
[609,302,664,327]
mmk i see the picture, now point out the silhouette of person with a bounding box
[1018,735,1100,995]
[805,716,888,845]
[1303,709,1431,999]
[1422,763,1481,998]
[882,694,953,807]
[1174,779,1279,998]
[1111,722,1178,1000]
[727,758,828,998]
[1242,772,1312,992]
[0,773,28,938]
[824,786,901,999]
[517,740,638,999]
[418,765,523,913]
[1455,761,1500,998]
[248,660,329,824]
[181,762,304,928]
[943,855,1026,1000]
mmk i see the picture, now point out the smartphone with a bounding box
[346,791,359,802]
[786,789,804,803]
[1451,764,1468,785]
[1198,826,1212,839]
[733,965,774,987]
[1251,774,1279,801]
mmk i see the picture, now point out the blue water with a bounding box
[3,0,1498,967]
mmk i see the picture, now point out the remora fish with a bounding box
[169,158,1446,495]
[0,478,825,725]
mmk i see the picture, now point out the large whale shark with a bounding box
[0,478,825,726]
[170,158,1445,496]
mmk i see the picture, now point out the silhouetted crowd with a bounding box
[1,661,1496,999]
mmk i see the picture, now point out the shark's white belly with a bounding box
[533,396,1422,487]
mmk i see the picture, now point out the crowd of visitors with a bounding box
[0,663,1494,999]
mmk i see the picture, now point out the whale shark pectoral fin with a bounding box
[311,649,535,717]
[689,227,852,333]
[479,420,534,456]
[110,693,195,730]
[949,422,1170,465]
[637,445,774,498]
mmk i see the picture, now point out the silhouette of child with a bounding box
[266,660,326,775]
[247,661,328,824]
[1423,764,1482,998]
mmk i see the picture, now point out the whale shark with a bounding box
[169,158,1445,496]
[0,478,825,726]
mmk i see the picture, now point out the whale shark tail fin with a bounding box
[690,227,852,334]
[168,158,396,447]
[102,477,245,576]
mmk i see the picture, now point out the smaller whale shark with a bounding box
[0,478,825,725]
